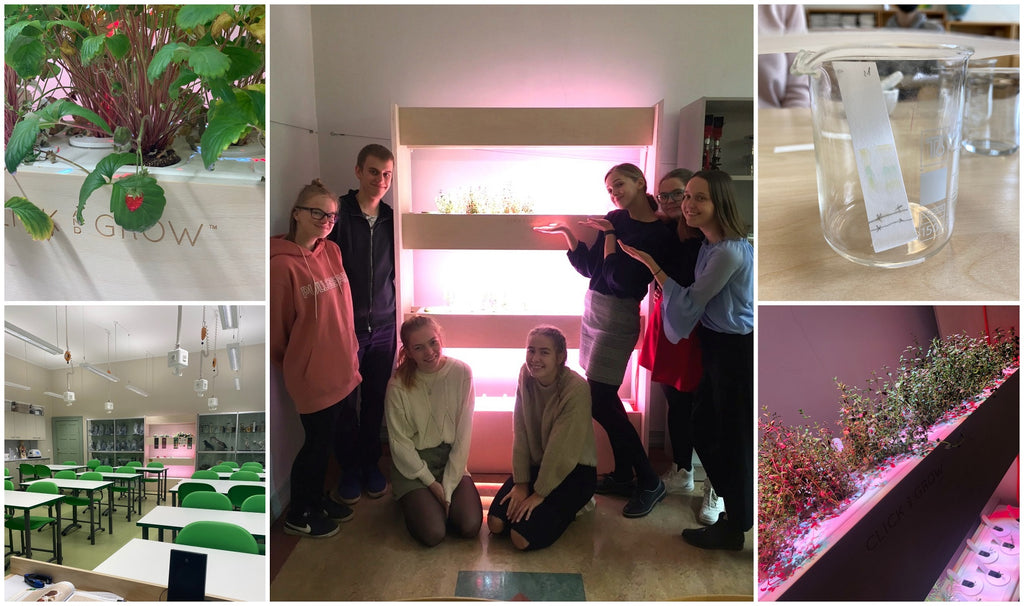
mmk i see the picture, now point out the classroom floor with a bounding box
[6,481,173,572]
[270,454,754,601]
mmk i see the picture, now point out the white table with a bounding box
[4,489,63,562]
[94,538,265,601]
[137,466,170,504]
[21,478,113,544]
[215,471,266,481]
[169,479,265,506]
[76,471,143,520]
[136,506,267,541]
[45,464,87,473]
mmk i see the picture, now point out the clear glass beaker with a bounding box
[792,44,973,268]
[962,67,1020,156]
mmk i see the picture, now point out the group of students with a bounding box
[270,144,753,552]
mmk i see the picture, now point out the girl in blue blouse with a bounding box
[534,163,676,519]
[620,170,753,550]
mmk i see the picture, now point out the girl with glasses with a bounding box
[534,163,676,519]
[270,178,362,538]
[620,170,753,551]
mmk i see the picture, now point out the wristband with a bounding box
[603,229,616,236]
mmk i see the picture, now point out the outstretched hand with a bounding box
[428,481,450,517]
[618,241,655,270]
[533,222,570,235]
[579,217,613,232]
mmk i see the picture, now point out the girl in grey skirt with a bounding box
[384,316,482,546]
[534,163,677,518]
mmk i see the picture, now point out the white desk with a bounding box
[136,506,266,541]
[137,466,170,504]
[21,478,113,544]
[169,479,265,506]
[45,465,87,473]
[215,471,266,481]
[76,471,143,520]
[94,538,265,601]
[4,489,63,563]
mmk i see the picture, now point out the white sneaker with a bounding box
[660,464,695,494]
[698,480,724,525]
[576,496,596,519]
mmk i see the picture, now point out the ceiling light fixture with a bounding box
[81,362,120,383]
[4,321,63,355]
[218,306,239,330]
[5,381,31,391]
[125,384,149,397]
[104,400,114,413]
[226,342,241,372]
[234,376,242,391]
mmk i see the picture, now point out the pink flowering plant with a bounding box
[759,329,1019,589]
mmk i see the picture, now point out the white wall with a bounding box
[269,4,323,238]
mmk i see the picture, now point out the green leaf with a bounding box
[110,174,166,232]
[169,68,198,91]
[176,5,232,29]
[200,109,249,169]
[5,115,40,174]
[80,34,105,65]
[221,46,262,82]
[105,33,130,59]
[147,42,190,83]
[6,36,46,79]
[77,152,137,225]
[207,78,236,103]
[187,45,230,79]
[242,85,265,129]
[5,196,54,241]
[5,20,43,50]
[44,19,90,37]
[37,99,112,134]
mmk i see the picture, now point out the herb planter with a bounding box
[765,369,1019,601]
[5,135,264,301]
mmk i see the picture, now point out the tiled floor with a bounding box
[270,457,754,601]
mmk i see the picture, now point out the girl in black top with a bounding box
[534,163,676,518]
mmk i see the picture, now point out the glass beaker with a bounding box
[792,44,973,268]
[962,67,1020,156]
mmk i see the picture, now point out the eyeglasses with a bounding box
[295,206,338,223]
[656,190,685,203]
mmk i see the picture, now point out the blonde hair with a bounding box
[395,315,443,388]
[286,178,338,242]
[683,170,746,241]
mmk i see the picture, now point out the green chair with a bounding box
[109,466,136,519]
[142,461,164,500]
[175,520,259,555]
[239,461,264,472]
[181,491,233,511]
[227,484,266,510]
[34,464,52,479]
[126,461,143,468]
[18,463,38,484]
[4,479,13,490]
[79,471,109,526]
[191,470,219,480]
[210,464,234,473]
[229,470,260,482]
[219,461,239,468]
[86,459,101,470]
[175,482,216,507]
[4,481,60,562]
[54,470,101,532]
[62,460,78,466]
[95,465,114,473]
[240,494,266,513]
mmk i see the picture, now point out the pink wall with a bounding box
[758,306,939,430]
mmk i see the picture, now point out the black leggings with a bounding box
[398,475,482,547]
[692,325,753,531]
[488,464,596,551]
[290,401,343,515]
[662,384,695,470]
[589,380,658,488]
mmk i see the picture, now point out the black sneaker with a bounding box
[321,496,354,522]
[681,514,744,551]
[622,479,666,518]
[594,474,635,497]
[284,509,339,538]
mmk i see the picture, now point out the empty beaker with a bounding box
[792,44,973,268]
[962,67,1020,156]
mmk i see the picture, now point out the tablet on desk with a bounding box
[167,549,207,601]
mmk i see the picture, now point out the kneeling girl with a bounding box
[487,326,598,550]
[385,316,482,546]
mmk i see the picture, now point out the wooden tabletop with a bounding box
[758,107,1019,301]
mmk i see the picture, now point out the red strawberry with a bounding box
[125,192,143,212]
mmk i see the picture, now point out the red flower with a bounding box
[106,20,121,37]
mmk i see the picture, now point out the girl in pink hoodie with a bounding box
[271,178,362,538]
